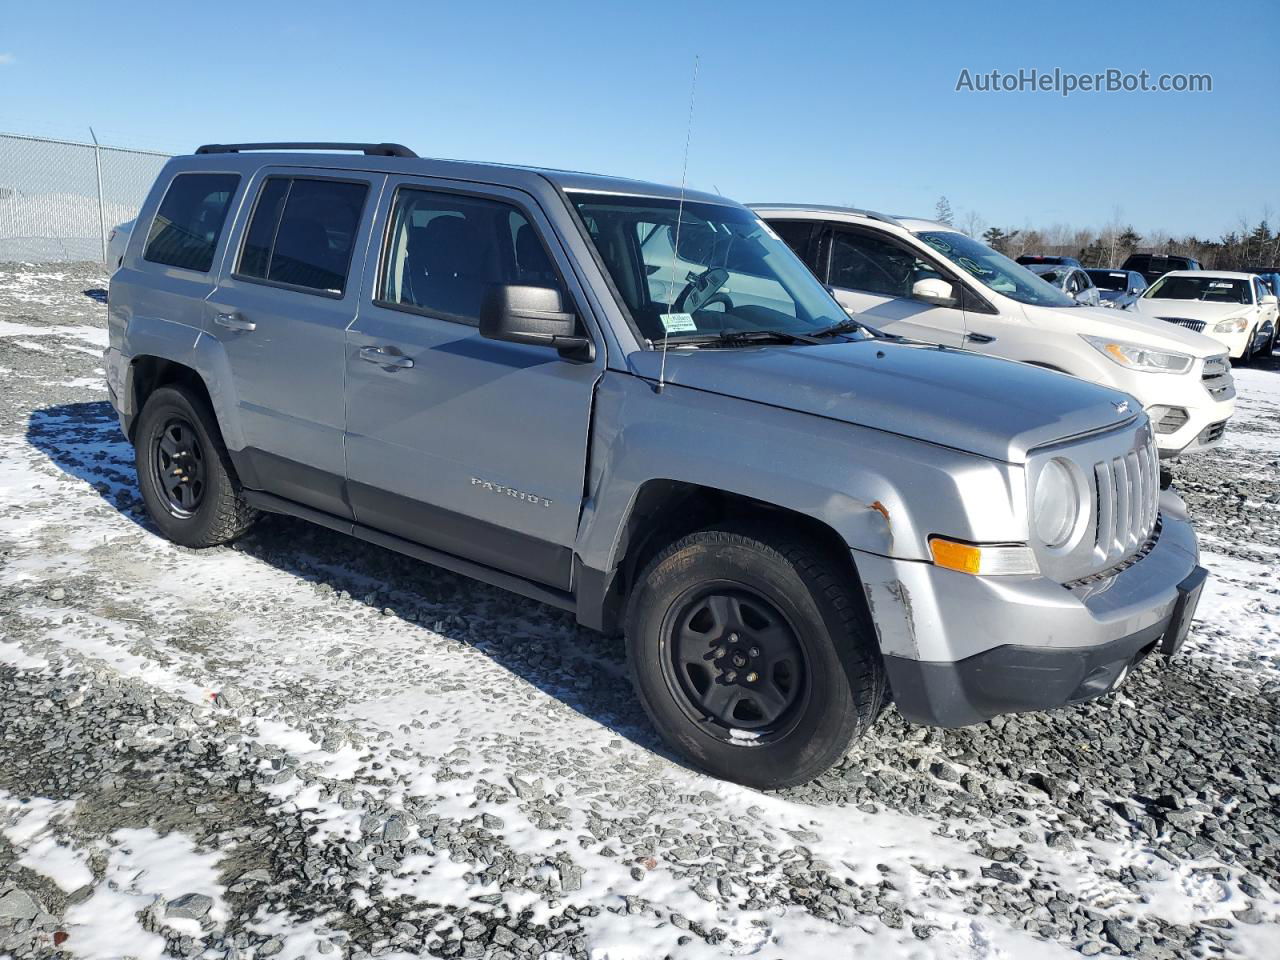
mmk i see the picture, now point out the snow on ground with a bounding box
[0,264,1277,959]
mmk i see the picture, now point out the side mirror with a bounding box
[911,277,956,307]
[1073,289,1093,303]
[1261,294,1278,306]
[479,285,594,362]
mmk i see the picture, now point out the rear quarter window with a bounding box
[143,173,241,272]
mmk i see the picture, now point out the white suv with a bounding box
[754,205,1236,458]
[1132,270,1278,361]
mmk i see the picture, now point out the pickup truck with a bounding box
[105,143,1207,788]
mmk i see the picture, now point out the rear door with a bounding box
[206,167,385,517]
[343,177,603,589]
[822,225,969,346]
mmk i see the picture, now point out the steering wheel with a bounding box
[698,292,735,313]
[675,267,730,313]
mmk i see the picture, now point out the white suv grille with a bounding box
[1091,437,1159,568]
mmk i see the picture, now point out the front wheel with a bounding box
[625,526,885,788]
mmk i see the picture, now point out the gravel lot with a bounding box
[1,263,1277,960]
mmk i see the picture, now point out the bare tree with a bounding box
[957,208,985,238]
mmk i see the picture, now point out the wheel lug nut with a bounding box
[724,670,737,682]
[728,633,739,643]
[748,647,760,657]
[713,647,726,658]
[746,672,758,683]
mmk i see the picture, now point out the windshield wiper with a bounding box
[663,328,823,347]
[812,316,883,339]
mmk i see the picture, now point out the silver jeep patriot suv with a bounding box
[105,142,1207,788]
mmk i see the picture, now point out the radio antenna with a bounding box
[657,54,699,395]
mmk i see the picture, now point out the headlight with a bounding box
[1082,335,1193,374]
[1214,317,1248,333]
[1032,458,1082,549]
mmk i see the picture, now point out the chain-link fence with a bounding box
[0,132,171,263]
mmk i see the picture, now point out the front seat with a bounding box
[402,216,486,319]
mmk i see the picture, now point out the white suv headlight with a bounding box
[1213,316,1248,333]
[1082,335,1193,374]
[1032,458,1084,549]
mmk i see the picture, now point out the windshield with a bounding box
[569,193,851,343]
[915,231,1077,307]
[1145,275,1250,304]
[1087,270,1130,291]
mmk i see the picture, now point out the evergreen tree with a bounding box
[934,196,954,225]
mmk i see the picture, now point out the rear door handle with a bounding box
[215,312,256,332]
[359,346,414,368]
[966,332,996,344]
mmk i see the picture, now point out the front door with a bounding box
[343,178,602,590]
[206,167,385,517]
[824,226,969,347]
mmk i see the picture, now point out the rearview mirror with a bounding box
[479,285,593,362]
[912,277,956,307]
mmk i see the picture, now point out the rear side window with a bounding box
[143,173,240,272]
[377,188,560,326]
[236,177,369,295]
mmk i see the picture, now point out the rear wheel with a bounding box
[134,385,257,547]
[625,526,884,788]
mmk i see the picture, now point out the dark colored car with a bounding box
[1122,253,1204,286]
[1086,269,1148,310]
[1245,267,1280,298]
[1016,254,1082,267]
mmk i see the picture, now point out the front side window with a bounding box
[916,230,1077,308]
[1144,275,1250,304]
[143,173,240,272]
[378,188,560,326]
[829,229,947,301]
[237,177,369,295]
[570,194,847,343]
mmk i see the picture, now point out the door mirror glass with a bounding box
[479,284,593,361]
[911,277,956,306]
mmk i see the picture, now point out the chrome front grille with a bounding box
[1159,316,1206,332]
[1091,437,1160,568]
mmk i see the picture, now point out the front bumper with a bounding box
[856,498,1202,727]
[1138,374,1234,459]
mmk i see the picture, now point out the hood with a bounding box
[627,339,1136,463]
[1132,298,1251,325]
[1023,302,1227,357]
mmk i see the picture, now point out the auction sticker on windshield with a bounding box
[660,312,698,333]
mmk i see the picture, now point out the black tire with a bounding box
[624,526,885,789]
[133,385,257,547]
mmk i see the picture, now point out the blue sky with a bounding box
[2,0,1276,238]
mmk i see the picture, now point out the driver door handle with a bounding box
[360,346,414,368]
[967,332,996,344]
[214,312,256,332]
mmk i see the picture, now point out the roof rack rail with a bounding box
[747,203,902,227]
[194,142,417,158]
